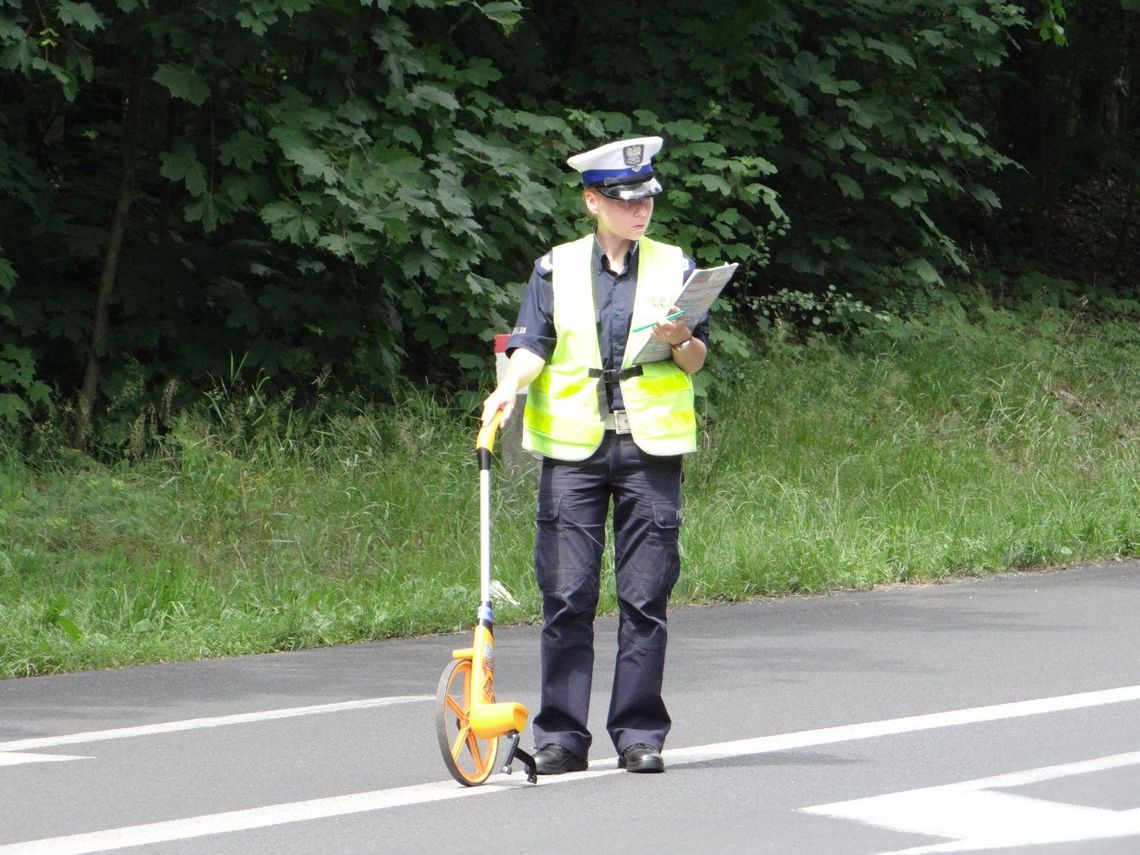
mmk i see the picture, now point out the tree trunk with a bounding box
[74,72,145,448]
[157,94,177,246]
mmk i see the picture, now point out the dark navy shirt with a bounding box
[506,236,707,412]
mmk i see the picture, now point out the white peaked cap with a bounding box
[566,136,664,200]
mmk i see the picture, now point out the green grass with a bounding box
[681,295,1139,596]
[1,295,1137,677]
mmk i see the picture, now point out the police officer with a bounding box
[481,136,708,775]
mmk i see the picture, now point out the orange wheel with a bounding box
[436,658,498,786]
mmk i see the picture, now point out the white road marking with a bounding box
[3,684,1139,853]
[663,683,1140,766]
[0,751,90,767]
[0,773,619,855]
[803,750,1140,853]
[0,695,432,753]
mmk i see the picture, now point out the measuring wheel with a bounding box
[436,658,499,786]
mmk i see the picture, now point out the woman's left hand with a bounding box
[650,305,691,348]
[650,304,706,373]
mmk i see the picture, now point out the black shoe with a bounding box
[618,743,665,773]
[533,744,587,775]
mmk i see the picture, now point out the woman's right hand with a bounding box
[482,378,519,426]
[482,347,546,426]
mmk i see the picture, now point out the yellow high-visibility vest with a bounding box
[523,235,698,460]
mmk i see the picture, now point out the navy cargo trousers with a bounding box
[531,430,683,759]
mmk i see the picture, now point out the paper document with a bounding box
[630,262,738,365]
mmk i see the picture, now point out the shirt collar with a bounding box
[592,235,639,275]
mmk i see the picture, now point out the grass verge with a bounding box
[1,294,1137,677]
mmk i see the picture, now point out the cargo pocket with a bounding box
[622,502,682,609]
[535,490,562,527]
[534,492,598,604]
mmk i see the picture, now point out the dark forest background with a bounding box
[1,0,1137,452]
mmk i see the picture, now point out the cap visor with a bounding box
[597,177,662,200]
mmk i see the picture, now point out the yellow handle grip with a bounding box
[477,407,504,452]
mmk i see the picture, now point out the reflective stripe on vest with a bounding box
[523,234,698,460]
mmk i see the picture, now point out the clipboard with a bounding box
[629,262,738,365]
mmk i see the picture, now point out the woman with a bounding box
[481,135,709,775]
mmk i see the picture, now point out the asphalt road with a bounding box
[2,560,1139,854]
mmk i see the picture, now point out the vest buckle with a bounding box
[588,366,644,385]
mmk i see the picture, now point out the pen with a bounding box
[632,310,685,333]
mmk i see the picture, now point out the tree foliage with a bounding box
[0,0,1135,445]
[505,1,1026,294]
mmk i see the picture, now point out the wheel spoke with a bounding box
[444,693,465,719]
[451,724,470,761]
[466,729,487,776]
